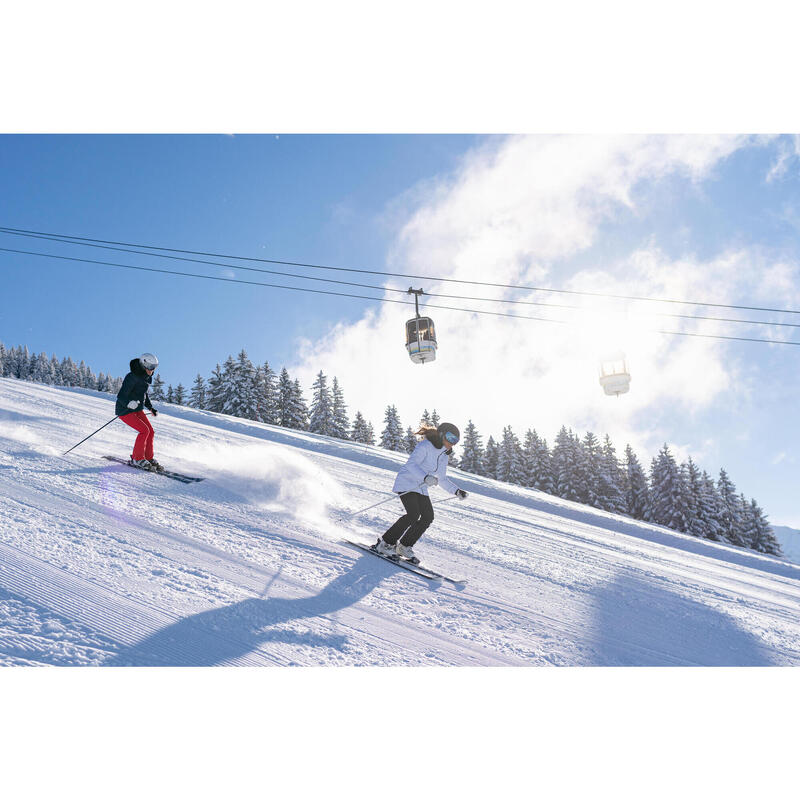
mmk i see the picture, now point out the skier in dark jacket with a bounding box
[116,353,163,472]
[373,421,468,563]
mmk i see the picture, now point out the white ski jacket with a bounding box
[392,438,458,496]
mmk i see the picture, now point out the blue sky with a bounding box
[3,134,800,526]
[0,134,479,367]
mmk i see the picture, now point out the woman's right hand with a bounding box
[423,474,438,487]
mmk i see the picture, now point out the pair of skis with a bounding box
[344,539,466,588]
[102,455,204,484]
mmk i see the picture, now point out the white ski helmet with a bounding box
[140,352,159,370]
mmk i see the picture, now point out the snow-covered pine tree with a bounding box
[309,371,335,436]
[622,445,649,519]
[497,426,525,485]
[15,346,31,380]
[742,498,782,555]
[683,458,707,538]
[552,426,580,502]
[173,383,186,405]
[49,354,62,385]
[276,367,294,427]
[256,361,279,425]
[648,444,691,532]
[331,377,350,439]
[218,355,239,416]
[3,345,15,377]
[204,365,224,412]
[351,411,374,444]
[736,492,753,549]
[60,357,79,386]
[290,379,310,430]
[78,360,96,389]
[597,435,626,514]
[679,461,698,533]
[0,342,6,375]
[522,430,545,491]
[44,354,58,384]
[29,352,49,384]
[27,353,42,383]
[420,409,432,426]
[459,420,485,476]
[403,426,418,453]
[430,409,441,428]
[698,471,724,541]
[252,365,267,421]
[151,373,167,402]
[166,385,174,403]
[717,468,745,546]
[576,431,601,507]
[380,405,405,452]
[229,349,258,420]
[189,374,207,409]
[483,436,499,479]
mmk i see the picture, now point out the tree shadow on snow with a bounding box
[589,571,777,666]
[105,553,400,666]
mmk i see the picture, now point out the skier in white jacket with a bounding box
[374,422,468,563]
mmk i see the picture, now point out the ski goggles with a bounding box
[444,431,459,445]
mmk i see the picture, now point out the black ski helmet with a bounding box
[437,422,460,446]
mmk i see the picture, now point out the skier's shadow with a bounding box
[106,553,406,666]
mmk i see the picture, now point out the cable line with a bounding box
[2,246,799,347]
[2,224,799,317]
[2,227,799,331]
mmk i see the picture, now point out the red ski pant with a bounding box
[120,411,154,460]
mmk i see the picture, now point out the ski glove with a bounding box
[127,400,140,410]
[150,408,158,417]
[423,474,438,487]
[455,489,468,500]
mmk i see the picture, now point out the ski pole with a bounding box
[347,490,414,518]
[432,495,459,506]
[63,415,119,456]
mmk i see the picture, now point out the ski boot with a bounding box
[395,542,420,564]
[373,538,397,557]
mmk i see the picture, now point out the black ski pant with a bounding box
[382,492,434,547]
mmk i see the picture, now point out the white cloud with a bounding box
[290,135,795,462]
[766,134,800,182]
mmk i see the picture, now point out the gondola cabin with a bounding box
[599,351,631,396]
[406,316,437,364]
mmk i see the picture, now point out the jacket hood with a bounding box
[130,358,148,377]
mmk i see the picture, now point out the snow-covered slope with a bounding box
[1,376,799,666]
